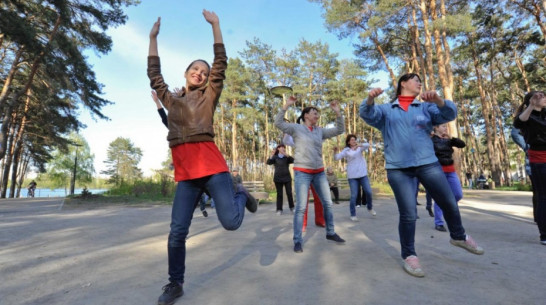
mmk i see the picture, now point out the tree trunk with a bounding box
[514,50,531,92]
[371,35,397,87]
[411,4,428,89]
[419,0,436,90]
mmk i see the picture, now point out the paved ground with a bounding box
[0,190,544,305]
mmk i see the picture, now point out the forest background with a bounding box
[0,0,542,199]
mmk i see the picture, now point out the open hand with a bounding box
[286,96,297,107]
[150,17,161,38]
[203,9,219,24]
[330,100,341,114]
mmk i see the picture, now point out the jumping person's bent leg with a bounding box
[206,172,246,231]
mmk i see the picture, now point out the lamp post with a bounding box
[70,143,82,196]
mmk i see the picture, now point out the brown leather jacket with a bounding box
[147,43,227,147]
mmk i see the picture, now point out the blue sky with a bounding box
[81,0,385,176]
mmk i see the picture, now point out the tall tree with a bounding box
[101,137,143,186]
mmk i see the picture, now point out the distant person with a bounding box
[231,168,242,186]
[513,90,546,245]
[151,90,168,128]
[326,167,340,205]
[147,10,257,305]
[275,96,346,253]
[430,123,466,232]
[465,171,473,190]
[27,180,37,198]
[360,73,484,277]
[334,134,375,221]
[511,126,536,222]
[267,144,295,215]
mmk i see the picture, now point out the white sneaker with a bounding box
[350,216,358,222]
[368,209,377,216]
[276,210,282,216]
[450,235,484,255]
[403,255,425,277]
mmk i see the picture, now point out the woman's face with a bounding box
[278,146,286,154]
[304,109,319,126]
[401,76,422,96]
[348,137,357,147]
[185,61,210,87]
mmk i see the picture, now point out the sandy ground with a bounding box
[0,190,544,305]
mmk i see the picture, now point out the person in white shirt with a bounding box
[334,134,375,221]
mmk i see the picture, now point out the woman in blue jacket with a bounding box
[359,73,484,277]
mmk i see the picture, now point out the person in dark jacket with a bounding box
[513,90,546,246]
[267,144,295,215]
[430,123,466,232]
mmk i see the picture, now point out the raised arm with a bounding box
[148,17,160,56]
[322,100,345,139]
[203,10,223,44]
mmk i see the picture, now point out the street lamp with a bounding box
[70,143,82,196]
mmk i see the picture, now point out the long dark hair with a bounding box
[392,73,421,102]
[345,134,357,147]
[296,106,319,124]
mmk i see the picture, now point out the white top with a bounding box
[334,144,370,179]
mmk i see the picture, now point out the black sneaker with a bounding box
[158,282,183,305]
[294,242,303,253]
[237,185,258,213]
[326,233,346,244]
[435,225,447,232]
[202,210,208,217]
[245,193,257,213]
[426,207,434,217]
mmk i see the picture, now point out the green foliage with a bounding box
[104,179,175,203]
[42,132,94,189]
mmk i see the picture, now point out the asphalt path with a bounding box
[0,190,543,305]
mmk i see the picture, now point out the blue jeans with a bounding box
[293,171,336,244]
[168,172,247,284]
[433,171,463,226]
[348,176,373,216]
[530,163,546,241]
[387,162,466,259]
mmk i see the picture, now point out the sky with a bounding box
[80,0,386,177]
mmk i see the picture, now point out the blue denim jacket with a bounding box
[359,98,457,169]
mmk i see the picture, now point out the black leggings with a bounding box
[275,181,294,211]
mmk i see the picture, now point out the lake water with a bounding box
[15,188,108,198]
